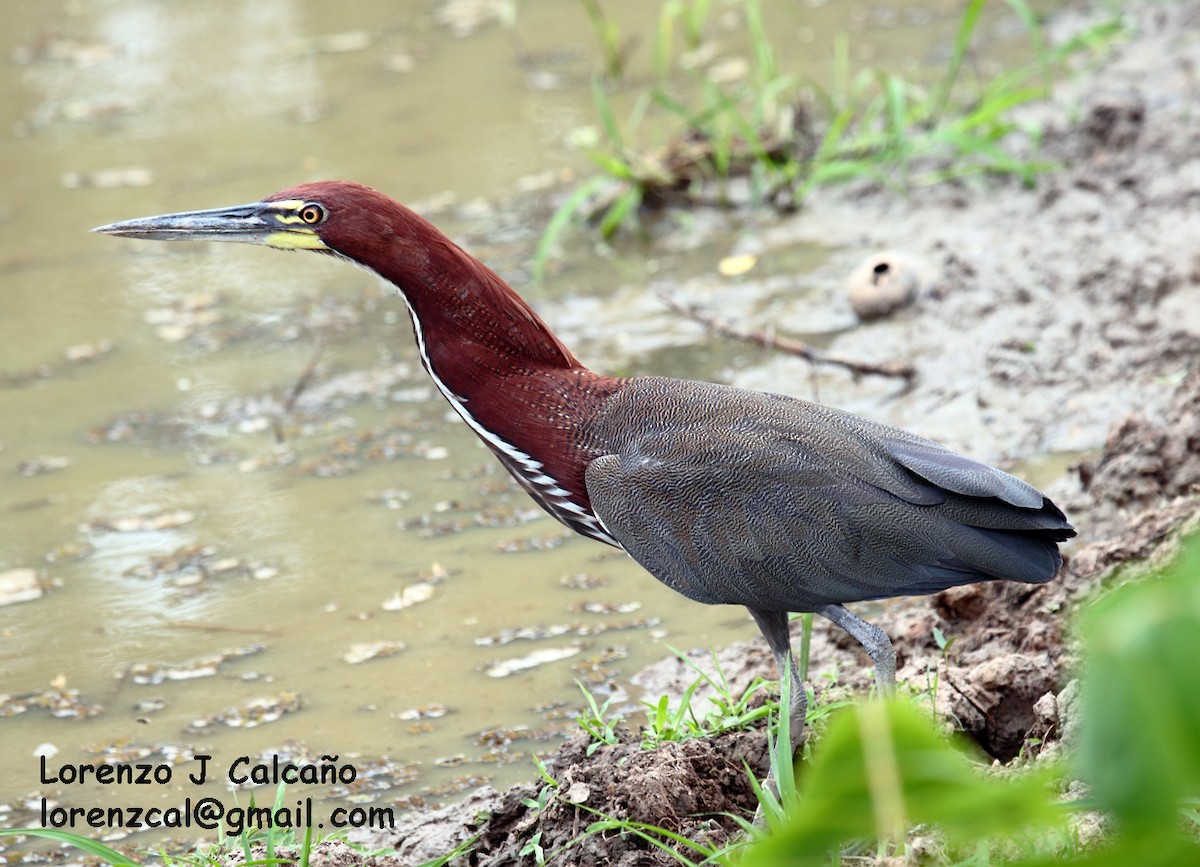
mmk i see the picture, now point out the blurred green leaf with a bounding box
[931,0,987,119]
[744,700,1062,865]
[598,186,642,238]
[1010,829,1200,867]
[1076,534,1200,831]
[532,175,611,285]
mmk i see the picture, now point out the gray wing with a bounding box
[583,378,1072,614]
[881,437,1044,509]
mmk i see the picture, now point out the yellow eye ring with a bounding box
[299,203,325,225]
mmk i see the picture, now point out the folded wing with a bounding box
[583,378,1074,614]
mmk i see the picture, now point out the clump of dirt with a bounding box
[1073,371,1200,527]
[477,731,767,865]
[380,730,768,866]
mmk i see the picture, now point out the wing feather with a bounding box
[582,378,1074,613]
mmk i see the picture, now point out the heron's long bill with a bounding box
[92,199,328,250]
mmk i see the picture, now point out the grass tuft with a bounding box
[535,0,1125,279]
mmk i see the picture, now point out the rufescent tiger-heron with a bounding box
[94,181,1076,749]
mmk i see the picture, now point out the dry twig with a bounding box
[273,342,326,444]
[658,294,915,381]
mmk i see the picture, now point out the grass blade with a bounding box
[599,185,643,238]
[0,829,139,866]
[532,175,611,285]
[932,0,986,120]
[591,73,625,155]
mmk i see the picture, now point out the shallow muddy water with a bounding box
[1,0,1061,846]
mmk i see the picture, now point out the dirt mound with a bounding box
[385,731,768,865]
[477,731,767,865]
[1075,371,1200,522]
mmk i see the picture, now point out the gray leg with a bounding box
[748,608,808,751]
[818,603,896,693]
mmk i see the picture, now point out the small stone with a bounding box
[344,640,406,664]
[484,645,581,677]
[0,568,44,606]
[708,57,750,84]
[717,253,757,277]
[1033,690,1057,728]
[563,781,591,803]
[384,52,416,73]
[846,250,937,320]
[65,340,114,363]
[155,324,191,343]
[15,456,70,477]
[382,582,435,611]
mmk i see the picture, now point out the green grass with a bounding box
[574,635,849,753]
[639,649,774,748]
[533,0,1125,282]
[637,639,850,750]
[580,0,636,79]
[0,830,141,867]
[574,680,623,754]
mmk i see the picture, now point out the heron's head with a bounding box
[92,181,409,260]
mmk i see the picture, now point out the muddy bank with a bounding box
[216,1,1200,864]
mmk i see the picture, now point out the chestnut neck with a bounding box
[326,198,623,542]
[350,203,582,389]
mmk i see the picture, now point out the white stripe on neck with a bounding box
[394,287,619,547]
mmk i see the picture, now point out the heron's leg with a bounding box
[818,603,896,694]
[748,608,808,752]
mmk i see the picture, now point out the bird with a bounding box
[94,180,1076,747]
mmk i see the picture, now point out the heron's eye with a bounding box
[299,203,325,225]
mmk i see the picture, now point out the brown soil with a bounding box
[254,2,1200,865]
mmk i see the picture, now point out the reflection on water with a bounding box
[0,0,1053,845]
